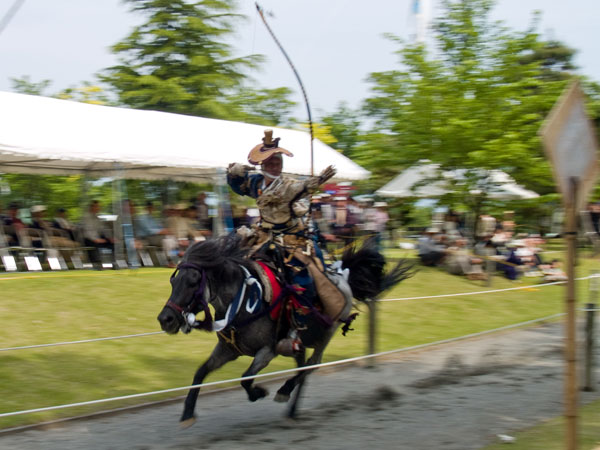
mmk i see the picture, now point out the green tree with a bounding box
[227,86,297,126]
[320,103,363,159]
[10,76,52,96]
[362,0,577,199]
[100,0,261,119]
[519,38,577,81]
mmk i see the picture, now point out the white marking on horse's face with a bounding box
[203,283,211,306]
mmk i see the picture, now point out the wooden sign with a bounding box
[540,80,599,210]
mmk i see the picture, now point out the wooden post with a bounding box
[367,298,377,369]
[565,177,578,450]
[582,301,596,392]
[485,246,495,287]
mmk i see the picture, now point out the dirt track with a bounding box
[1,321,599,450]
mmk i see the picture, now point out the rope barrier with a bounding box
[380,274,599,302]
[1,275,596,353]
[0,270,169,282]
[0,331,164,352]
[0,312,565,418]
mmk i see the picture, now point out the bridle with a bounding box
[165,262,212,332]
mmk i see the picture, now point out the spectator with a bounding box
[231,204,249,229]
[490,224,509,249]
[184,205,207,241]
[372,201,390,248]
[346,198,363,235]
[29,205,50,249]
[502,211,516,238]
[312,203,336,245]
[477,214,496,239]
[32,205,78,249]
[81,200,114,266]
[332,197,354,244]
[444,237,481,278]
[541,259,567,282]
[443,209,461,237]
[418,228,446,266]
[194,192,211,232]
[52,207,77,241]
[3,201,25,247]
[136,201,170,248]
[500,241,524,281]
[165,203,198,257]
[319,193,334,224]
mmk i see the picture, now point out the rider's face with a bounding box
[262,155,283,177]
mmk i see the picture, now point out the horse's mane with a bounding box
[183,234,253,284]
[184,233,250,268]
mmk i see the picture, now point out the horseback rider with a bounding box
[227,130,345,356]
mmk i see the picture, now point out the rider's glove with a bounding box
[318,165,336,185]
[227,163,250,178]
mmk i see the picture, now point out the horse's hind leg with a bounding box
[274,350,306,403]
[181,342,239,428]
[241,346,277,402]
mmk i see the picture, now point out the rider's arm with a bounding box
[226,164,262,199]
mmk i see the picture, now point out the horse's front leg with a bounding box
[241,346,277,402]
[181,342,239,428]
[288,346,324,418]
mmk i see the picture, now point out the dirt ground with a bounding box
[1,321,599,450]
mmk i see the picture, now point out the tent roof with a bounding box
[376,164,448,198]
[376,163,539,200]
[0,91,369,182]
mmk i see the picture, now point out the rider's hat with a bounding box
[247,129,294,165]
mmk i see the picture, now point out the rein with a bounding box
[166,259,334,337]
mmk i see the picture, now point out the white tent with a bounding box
[375,164,448,198]
[376,163,539,200]
[0,91,369,181]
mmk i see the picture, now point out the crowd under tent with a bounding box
[0,91,369,181]
[0,91,369,271]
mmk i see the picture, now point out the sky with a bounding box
[0,0,598,119]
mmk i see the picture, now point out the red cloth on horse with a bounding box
[257,261,282,320]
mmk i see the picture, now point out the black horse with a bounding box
[157,234,410,428]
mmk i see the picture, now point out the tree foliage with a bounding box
[360,0,583,199]
[99,0,262,119]
[227,86,297,126]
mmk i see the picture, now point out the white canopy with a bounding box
[376,164,448,198]
[0,91,369,182]
[376,163,539,200]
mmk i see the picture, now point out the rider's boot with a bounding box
[275,330,303,356]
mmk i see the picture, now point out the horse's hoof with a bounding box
[179,417,196,430]
[274,393,290,403]
[249,385,269,402]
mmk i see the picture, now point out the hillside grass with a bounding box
[0,246,598,430]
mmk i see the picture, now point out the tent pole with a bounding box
[212,169,233,237]
[112,165,139,269]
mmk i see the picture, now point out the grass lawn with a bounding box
[482,398,600,449]
[0,246,598,431]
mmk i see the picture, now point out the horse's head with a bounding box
[157,261,210,334]
[157,235,250,334]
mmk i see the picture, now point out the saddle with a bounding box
[251,239,347,325]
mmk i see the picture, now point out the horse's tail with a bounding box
[341,237,414,302]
